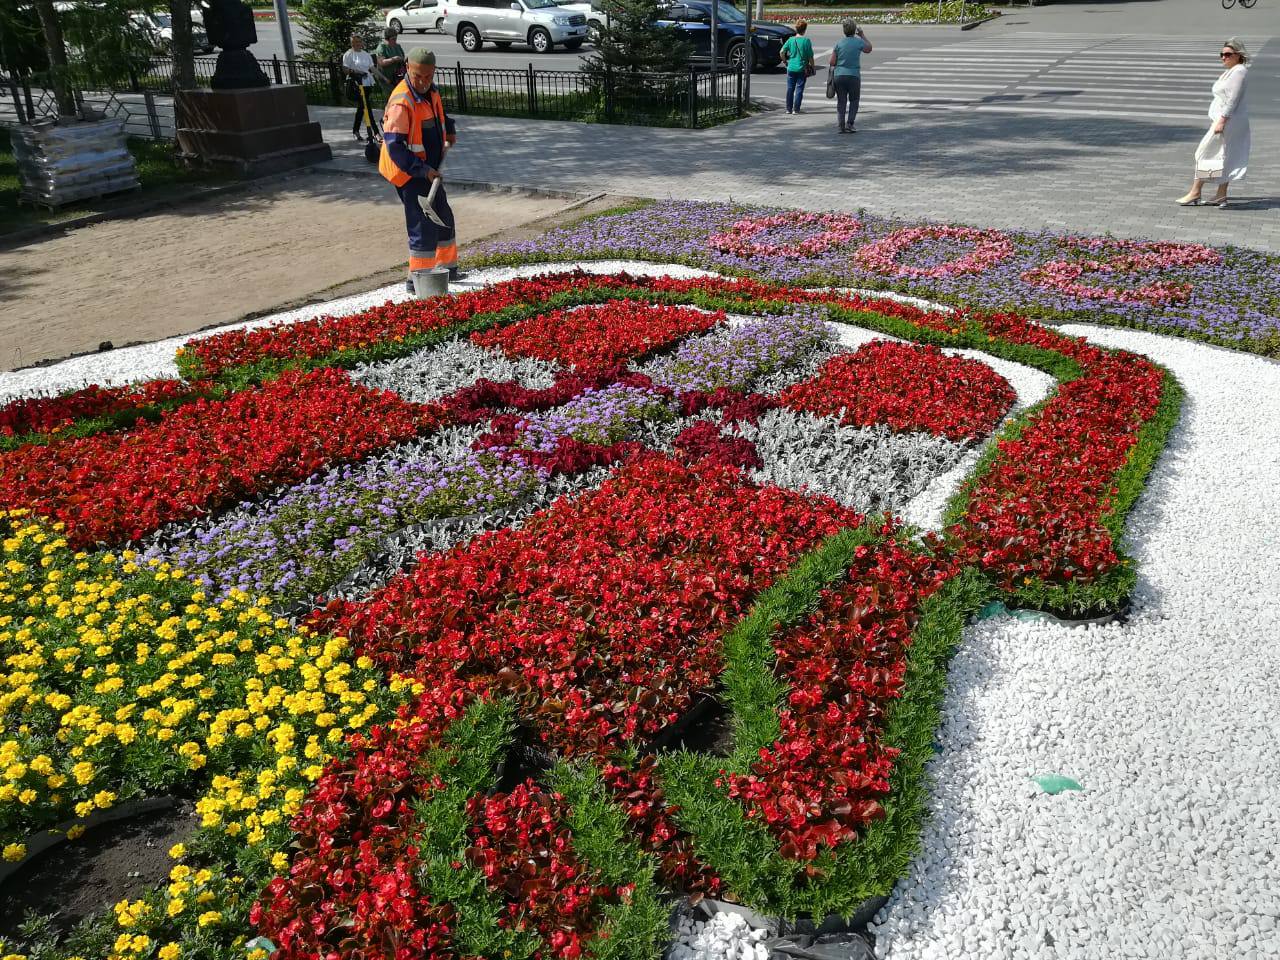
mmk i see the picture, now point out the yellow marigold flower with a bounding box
[166,899,185,918]
[71,760,94,785]
[3,842,26,861]
[93,789,117,809]
[168,842,186,859]
[196,911,221,927]
[158,945,180,960]
[271,851,289,872]
[169,864,191,881]
[66,824,86,840]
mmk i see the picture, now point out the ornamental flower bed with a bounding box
[0,369,441,548]
[473,200,1280,357]
[0,269,1180,960]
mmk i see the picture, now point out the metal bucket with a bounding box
[411,267,450,298]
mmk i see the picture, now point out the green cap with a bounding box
[407,48,437,66]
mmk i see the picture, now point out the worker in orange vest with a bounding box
[378,47,461,291]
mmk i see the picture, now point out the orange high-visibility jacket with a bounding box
[378,79,455,187]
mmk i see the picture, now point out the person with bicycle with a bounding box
[1221,0,1256,12]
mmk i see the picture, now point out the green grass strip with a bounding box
[411,699,542,960]
[548,763,671,960]
[657,523,889,912]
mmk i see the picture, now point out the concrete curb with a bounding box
[960,13,1001,30]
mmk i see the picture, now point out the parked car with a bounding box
[441,0,589,54]
[385,0,443,35]
[549,0,608,42]
[130,11,215,54]
[657,0,793,71]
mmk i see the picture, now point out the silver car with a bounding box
[442,0,589,54]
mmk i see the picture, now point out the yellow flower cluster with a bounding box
[0,511,412,960]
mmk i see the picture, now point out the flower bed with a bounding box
[0,369,440,548]
[471,301,722,372]
[778,341,1017,442]
[472,201,1280,358]
[0,268,1181,960]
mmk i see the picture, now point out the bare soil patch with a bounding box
[0,172,600,372]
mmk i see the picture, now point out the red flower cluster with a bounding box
[337,454,858,758]
[673,420,763,472]
[252,703,467,960]
[0,378,200,438]
[601,756,722,895]
[183,274,612,376]
[471,301,723,372]
[0,369,440,546]
[467,782,631,958]
[727,530,953,860]
[778,341,1016,442]
[953,311,1166,586]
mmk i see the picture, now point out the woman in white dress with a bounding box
[1178,38,1250,208]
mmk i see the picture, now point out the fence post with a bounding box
[687,65,697,128]
[736,63,743,117]
[5,75,27,125]
[22,75,36,120]
[456,63,468,112]
[142,90,162,139]
[604,64,613,123]
[272,55,283,85]
[526,62,536,116]
[327,60,341,104]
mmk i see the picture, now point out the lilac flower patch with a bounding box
[472,200,1280,356]
[638,309,834,393]
[144,429,545,607]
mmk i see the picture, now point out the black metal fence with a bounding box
[3,57,744,133]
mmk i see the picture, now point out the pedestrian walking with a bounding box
[781,21,815,115]
[342,34,380,141]
[379,47,463,292]
[828,20,871,133]
[1178,38,1250,208]
[376,27,407,92]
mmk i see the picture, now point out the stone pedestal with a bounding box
[176,85,331,177]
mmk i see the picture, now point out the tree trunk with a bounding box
[169,0,197,89]
[32,0,75,117]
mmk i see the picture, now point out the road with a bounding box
[250,6,1279,120]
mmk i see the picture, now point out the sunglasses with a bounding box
[1220,51,1237,58]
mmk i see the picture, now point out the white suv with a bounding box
[385,0,443,35]
[442,0,589,54]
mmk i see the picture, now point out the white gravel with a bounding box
[670,911,771,960]
[873,328,1280,960]
[0,262,946,404]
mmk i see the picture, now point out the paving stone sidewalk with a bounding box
[313,96,1280,252]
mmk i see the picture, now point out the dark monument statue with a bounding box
[200,0,270,89]
[176,0,330,175]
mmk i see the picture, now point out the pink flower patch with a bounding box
[854,225,1015,279]
[708,212,863,260]
[1021,238,1223,305]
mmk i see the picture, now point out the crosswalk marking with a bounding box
[855,31,1272,122]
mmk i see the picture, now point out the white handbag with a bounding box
[1194,129,1224,179]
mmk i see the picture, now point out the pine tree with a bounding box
[299,0,380,62]
[581,0,691,120]
[583,0,691,76]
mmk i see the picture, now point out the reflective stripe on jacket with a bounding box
[378,80,455,187]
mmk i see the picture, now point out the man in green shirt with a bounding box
[780,20,814,114]
[375,27,407,92]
